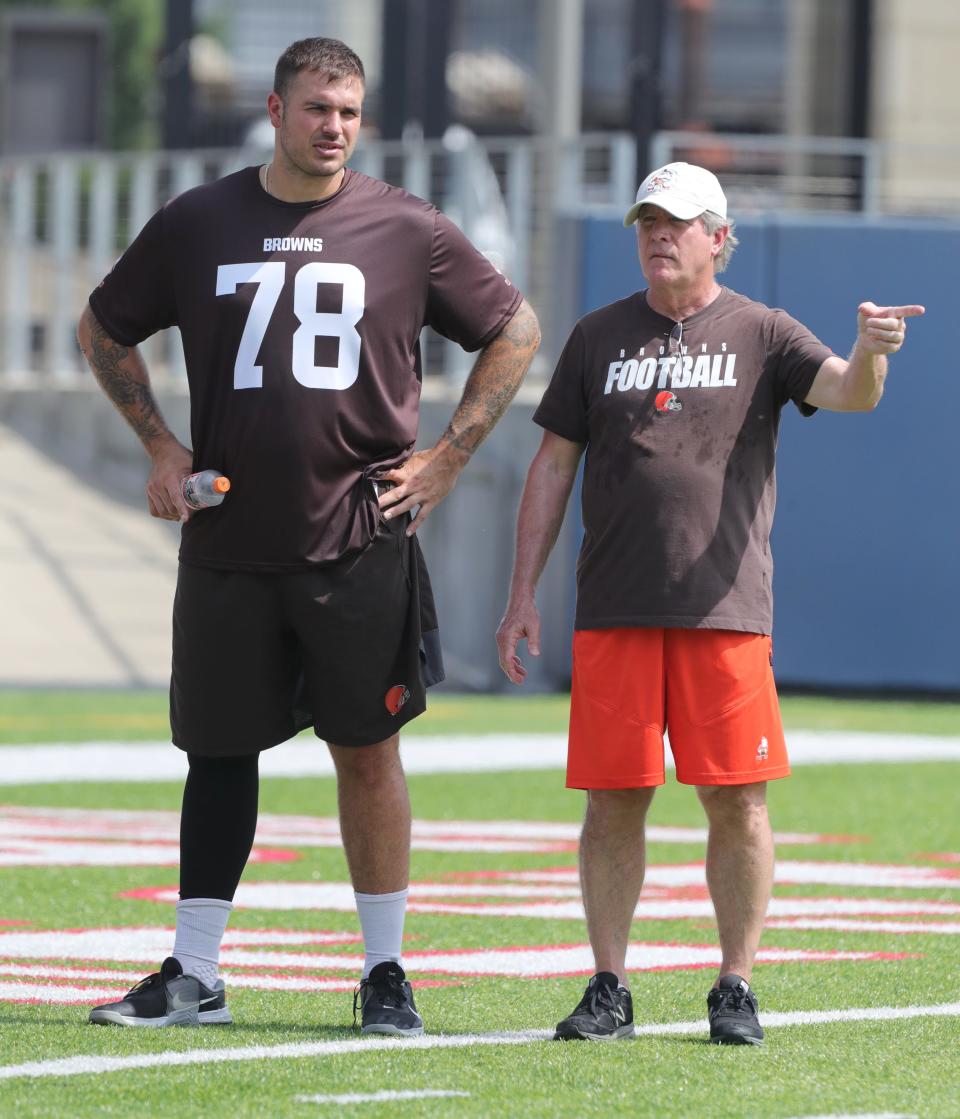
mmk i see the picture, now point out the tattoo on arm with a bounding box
[80,312,169,447]
[441,301,541,456]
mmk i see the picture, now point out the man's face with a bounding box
[635,204,724,289]
[268,69,364,181]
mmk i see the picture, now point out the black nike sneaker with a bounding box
[554,972,634,1040]
[89,956,232,1027]
[707,974,764,1045]
[353,962,424,1036]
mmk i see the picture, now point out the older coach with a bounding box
[496,161,923,1045]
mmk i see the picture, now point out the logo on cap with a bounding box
[646,168,678,194]
[624,161,727,226]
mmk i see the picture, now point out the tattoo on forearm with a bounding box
[82,315,167,446]
[442,303,540,455]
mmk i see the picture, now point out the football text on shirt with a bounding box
[603,348,738,395]
[263,237,324,253]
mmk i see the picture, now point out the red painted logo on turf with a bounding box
[385,684,411,715]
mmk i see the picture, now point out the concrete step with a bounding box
[0,424,178,687]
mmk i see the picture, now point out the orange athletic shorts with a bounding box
[567,628,789,789]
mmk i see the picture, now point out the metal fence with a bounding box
[0,130,636,385]
[3,127,960,385]
[650,130,960,218]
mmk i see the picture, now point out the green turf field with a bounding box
[1,687,959,741]
[0,691,958,1117]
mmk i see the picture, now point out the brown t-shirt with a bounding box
[89,166,522,568]
[533,287,833,634]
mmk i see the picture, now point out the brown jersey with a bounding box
[89,167,522,568]
[534,287,833,635]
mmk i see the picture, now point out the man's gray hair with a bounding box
[701,211,738,273]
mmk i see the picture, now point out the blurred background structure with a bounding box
[0,0,957,693]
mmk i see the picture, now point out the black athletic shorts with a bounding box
[170,517,444,755]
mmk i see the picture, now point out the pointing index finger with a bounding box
[879,305,925,319]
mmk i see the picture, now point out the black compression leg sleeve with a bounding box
[179,752,260,901]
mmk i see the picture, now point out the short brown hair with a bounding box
[273,38,365,100]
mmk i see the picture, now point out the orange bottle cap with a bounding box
[214,476,231,494]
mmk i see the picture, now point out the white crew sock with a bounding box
[354,888,409,978]
[173,897,233,988]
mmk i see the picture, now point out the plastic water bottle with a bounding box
[181,470,230,510]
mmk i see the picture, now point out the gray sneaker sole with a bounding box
[89,1006,198,1027]
[199,1006,234,1025]
[710,1032,763,1046]
[555,1023,635,1041]
[88,1005,233,1027]
[361,1021,424,1037]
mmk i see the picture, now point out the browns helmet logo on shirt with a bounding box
[655,390,683,413]
[385,684,411,715]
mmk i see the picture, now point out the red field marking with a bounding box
[0,964,461,1006]
[116,856,960,923]
[1,805,953,1011]
[0,836,300,869]
[0,984,133,1006]
[0,806,858,865]
[766,917,960,935]
[0,924,911,1008]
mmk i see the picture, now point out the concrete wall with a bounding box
[870,0,960,214]
[0,378,576,695]
[573,213,959,692]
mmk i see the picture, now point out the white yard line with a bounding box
[786,1114,917,1119]
[295,1090,470,1105]
[632,1001,960,1035]
[1,731,959,785]
[1,1002,958,1081]
[766,918,960,935]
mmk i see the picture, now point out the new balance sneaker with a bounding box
[353,962,424,1036]
[707,973,764,1045]
[554,972,634,1041]
[89,957,232,1028]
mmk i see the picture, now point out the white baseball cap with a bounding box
[623,161,727,227]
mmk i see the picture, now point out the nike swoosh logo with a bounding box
[169,991,219,1010]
